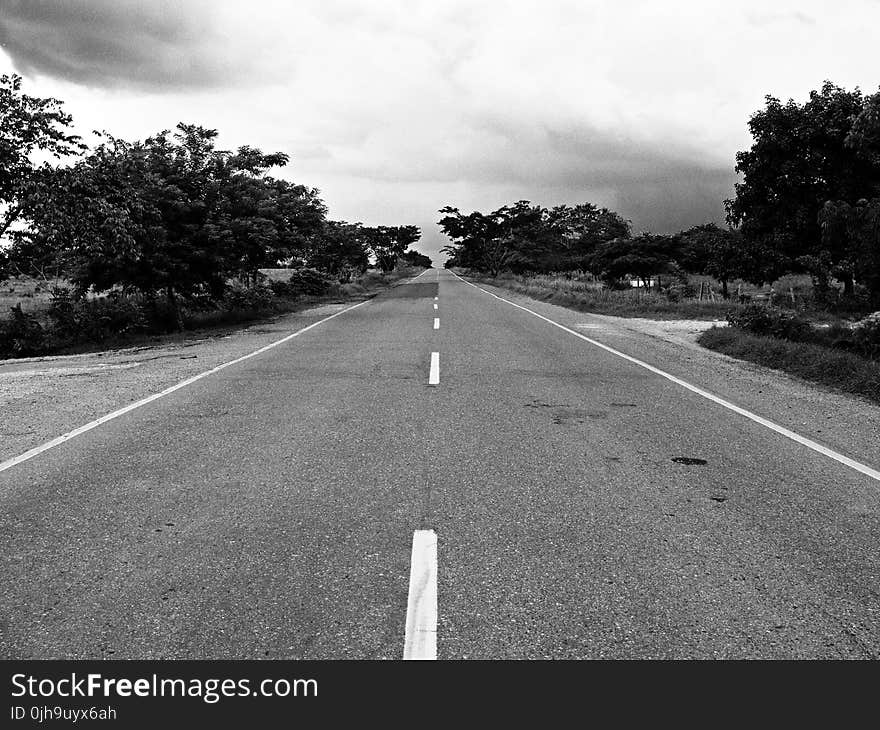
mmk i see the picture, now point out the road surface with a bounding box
[1,268,879,659]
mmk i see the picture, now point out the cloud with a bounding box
[2,0,880,261]
[0,0,271,89]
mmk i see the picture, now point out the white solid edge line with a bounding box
[0,299,371,474]
[450,271,880,484]
[403,529,438,660]
[428,352,440,385]
[433,318,440,330]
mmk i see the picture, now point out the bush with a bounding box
[268,268,334,298]
[852,312,880,360]
[78,296,149,341]
[0,304,45,356]
[288,268,334,296]
[727,303,813,341]
[268,279,296,297]
[699,325,880,403]
[224,285,275,310]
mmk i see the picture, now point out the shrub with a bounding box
[727,303,813,341]
[47,290,149,342]
[224,285,275,311]
[78,296,149,341]
[699,326,880,403]
[852,312,880,360]
[0,304,45,356]
[288,268,334,296]
[268,279,296,297]
[267,268,333,298]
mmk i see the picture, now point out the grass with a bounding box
[699,326,880,404]
[0,276,65,314]
[470,272,736,320]
[0,266,422,359]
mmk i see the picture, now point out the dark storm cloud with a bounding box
[0,0,242,89]
[325,115,736,231]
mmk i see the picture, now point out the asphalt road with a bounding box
[1,268,879,659]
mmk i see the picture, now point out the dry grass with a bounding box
[472,272,735,320]
[0,277,62,316]
[699,326,880,404]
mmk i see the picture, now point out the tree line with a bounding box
[440,81,880,305]
[0,74,427,318]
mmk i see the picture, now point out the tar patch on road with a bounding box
[671,457,708,465]
[382,282,439,299]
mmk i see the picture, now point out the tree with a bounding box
[680,224,746,297]
[726,82,880,291]
[438,200,630,275]
[0,73,83,252]
[438,202,547,275]
[546,203,631,270]
[399,249,432,268]
[589,234,681,288]
[23,124,326,325]
[366,225,421,272]
[306,220,370,279]
[438,206,508,274]
[819,198,880,301]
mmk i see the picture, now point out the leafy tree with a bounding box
[819,198,880,300]
[23,124,325,325]
[589,234,681,288]
[306,220,370,279]
[726,82,880,291]
[439,201,629,275]
[0,73,83,252]
[399,249,432,268]
[680,224,747,297]
[438,206,509,275]
[366,225,421,272]
[438,202,547,275]
[546,203,631,270]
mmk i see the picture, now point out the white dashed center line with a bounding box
[403,529,437,660]
[433,318,440,330]
[433,303,438,310]
[428,352,440,385]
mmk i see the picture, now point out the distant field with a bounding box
[0,277,62,318]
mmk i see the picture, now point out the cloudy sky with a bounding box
[2,0,879,262]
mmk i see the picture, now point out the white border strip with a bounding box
[403,529,438,660]
[451,272,880,483]
[0,299,370,474]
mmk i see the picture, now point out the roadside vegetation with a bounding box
[699,321,880,405]
[439,81,880,400]
[470,271,734,320]
[0,266,421,358]
[0,74,432,359]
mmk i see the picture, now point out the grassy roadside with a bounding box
[468,271,735,320]
[0,267,424,360]
[699,326,880,404]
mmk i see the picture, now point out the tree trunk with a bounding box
[167,287,184,332]
[721,278,729,299]
[842,273,855,297]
